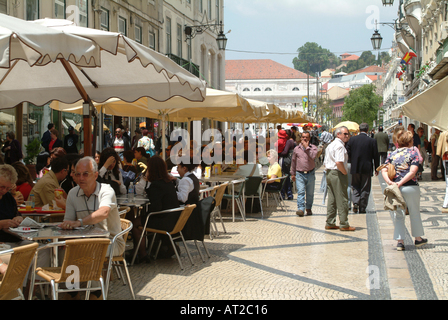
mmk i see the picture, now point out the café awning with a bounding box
[401,75,448,131]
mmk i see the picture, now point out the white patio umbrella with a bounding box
[50,88,273,157]
[0,15,206,155]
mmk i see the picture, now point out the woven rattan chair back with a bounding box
[118,206,131,218]
[120,219,132,242]
[57,238,110,284]
[213,182,229,207]
[0,242,38,298]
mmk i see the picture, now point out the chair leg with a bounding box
[168,235,184,270]
[216,207,227,233]
[99,277,106,300]
[179,232,194,267]
[202,241,211,258]
[121,262,136,300]
[50,279,57,301]
[236,198,246,221]
[194,240,205,262]
[259,196,264,218]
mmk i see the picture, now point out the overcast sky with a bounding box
[224,0,401,68]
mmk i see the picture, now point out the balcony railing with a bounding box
[166,53,200,78]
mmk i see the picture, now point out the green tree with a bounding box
[342,84,383,128]
[341,51,391,74]
[293,42,340,76]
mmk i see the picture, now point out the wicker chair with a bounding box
[210,182,229,238]
[118,206,131,219]
[29,238,110,300]
[104,219,135,300]
[132,205,196,270]
[0,242,39,300]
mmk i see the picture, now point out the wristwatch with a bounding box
[78,218,84,227]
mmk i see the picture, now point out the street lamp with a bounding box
[216,30,228,51]
[185,21,228,51]
[371,29,383,50]
[381,0,394,6]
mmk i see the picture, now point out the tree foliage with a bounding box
[340,51,391,74]
[293,42,340,76]
[342,84,383,128]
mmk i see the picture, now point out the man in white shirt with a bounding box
[323,126,355,231]
[61,157,124,256]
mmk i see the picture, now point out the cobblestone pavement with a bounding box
[107,168,448,301]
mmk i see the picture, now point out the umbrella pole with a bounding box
[162,114,166,161]
[60,59,93,156]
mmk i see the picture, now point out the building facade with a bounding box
[381,0,448,134]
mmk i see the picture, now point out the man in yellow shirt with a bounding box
[28,157,69,207]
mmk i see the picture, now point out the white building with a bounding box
[225,59,316,114]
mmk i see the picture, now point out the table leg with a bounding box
[232,183,235,223]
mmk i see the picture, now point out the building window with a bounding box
[177,23,183,57]
[292,87,300,91]
[149,31,156,50]
[265,88,272,91]
[135,25,142,44]
[254,88,261,92]
[26,0,39,20]
[166,17,172,54]
[100,8,109,31]
[118,16,127,36]
[54,0,65,19]
[77,0,88,27]
[243,88,250,92]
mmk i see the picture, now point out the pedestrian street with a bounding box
[107,167,448,301]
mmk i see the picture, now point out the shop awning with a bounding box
[401,75,448,131]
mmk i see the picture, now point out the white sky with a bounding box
[224,0,401,68]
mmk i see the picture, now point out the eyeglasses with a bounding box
[0,184,13,192]
[74,172,95,178]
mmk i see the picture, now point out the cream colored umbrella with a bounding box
[50,88,273,157]
[332,121,360,133]
[0,15,206,155]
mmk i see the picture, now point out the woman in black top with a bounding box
[175,161,202,241]
[128,156,179,263]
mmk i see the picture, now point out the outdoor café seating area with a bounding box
[0,14,315,300]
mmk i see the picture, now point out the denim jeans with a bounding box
[295,170,316,211]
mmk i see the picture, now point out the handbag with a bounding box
[376,163,396,181]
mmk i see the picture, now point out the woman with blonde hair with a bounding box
[382,127,427,251]
[262,149,282,191]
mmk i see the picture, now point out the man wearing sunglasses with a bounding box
[61,157,123,257]
[323,126,355,231]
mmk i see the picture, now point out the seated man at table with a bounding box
[0,164,50,296]
[60,156,124,300]
[28,157,69,208]
[61,157,124,257]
